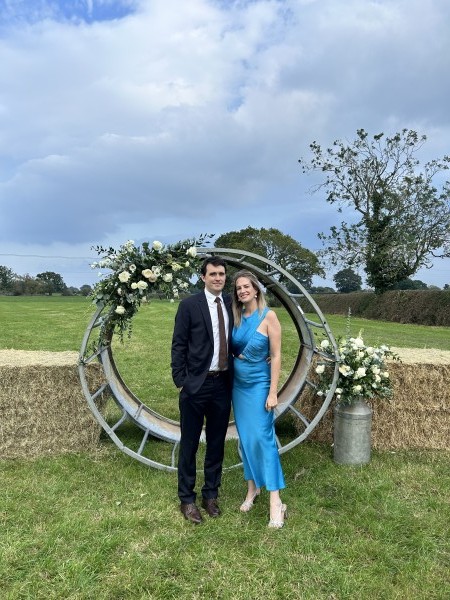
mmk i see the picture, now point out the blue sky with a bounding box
[1,0,449,288]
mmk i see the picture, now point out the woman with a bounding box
[231,270,287,528]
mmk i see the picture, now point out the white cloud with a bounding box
[0,0,449,287]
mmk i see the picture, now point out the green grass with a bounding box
[2,446,449,599]
[1,296,450,599]
[1,295,449,353]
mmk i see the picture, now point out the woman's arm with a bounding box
[265,310,281,410]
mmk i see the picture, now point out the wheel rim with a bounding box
[78,247,340,471]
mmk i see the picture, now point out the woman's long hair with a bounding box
[232,270,267,327]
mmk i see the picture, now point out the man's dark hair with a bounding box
[200,256,227,276]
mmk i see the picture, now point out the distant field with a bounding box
[1,295,449,352]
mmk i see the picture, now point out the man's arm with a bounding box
[171,301,190,388]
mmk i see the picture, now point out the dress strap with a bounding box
[250,307,269,334]
[258,307,269,324]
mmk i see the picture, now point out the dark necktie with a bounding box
[215,297,228,370]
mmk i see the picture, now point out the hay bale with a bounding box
[296,348,450,451]
[0,350,108,459]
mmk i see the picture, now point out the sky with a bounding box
[1,0,450,290]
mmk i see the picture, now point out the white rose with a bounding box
[354,337,364,348]
[355,367,366,379]
[163,273,173,282]
[185,261,190,267]
[118,271,131,283]
[137,280,148,290]
[375,375,381,383]
[339,364,352,376]
[320,339,330,349]
[366,347,374,355]
[124,240,134,247]
[371,366,380,374]
[117,288,122,295]
[335,388,342,394]
[131,282,138,290]
[153,240,163,251]
[352,384,362,394]
[115,305,126,315]
[171,262,182,271]
[315,364,325,374]
[142,269,157,282]
[186,246,197,257]
[129,264,136,272]
[382,371,390,379]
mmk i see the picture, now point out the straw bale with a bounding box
[0,350,108,460]
[295,348,450,451]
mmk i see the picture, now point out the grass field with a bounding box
[1,296,450,599]
[1,295,449,352]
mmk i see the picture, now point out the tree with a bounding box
[392,278,428,290]
[80,284,93,297]
[13,274,45,295]
[299,129,450,293]
[62,286,80,296]
[215,226,324,290]
[0,265,17,293]
[333,268,362,293]
[36,271,66,295]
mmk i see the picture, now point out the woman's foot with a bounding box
[239,488,261,512]
[268,502,287,528]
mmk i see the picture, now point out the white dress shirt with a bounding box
[204,289,229,371]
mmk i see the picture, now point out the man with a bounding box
[171,256,233,524]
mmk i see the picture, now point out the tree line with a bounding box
[0,267,93,296]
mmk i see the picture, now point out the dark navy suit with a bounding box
[171,290,233,503]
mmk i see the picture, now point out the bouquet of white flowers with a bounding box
[315,332,399,405]
[90,235,211,342]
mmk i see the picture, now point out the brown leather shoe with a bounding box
[180,502,203,525]
[201,497,221,517]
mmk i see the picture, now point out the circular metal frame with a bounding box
[78,247,340,471]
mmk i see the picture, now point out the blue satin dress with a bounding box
[231,308,285,491]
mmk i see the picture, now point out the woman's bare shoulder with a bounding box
[265,309,280,325]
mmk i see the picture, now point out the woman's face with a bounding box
[235,276,257,304]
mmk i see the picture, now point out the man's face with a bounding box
[201,263,226,296]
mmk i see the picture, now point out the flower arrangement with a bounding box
[90,234,211,343]
[315,331,399,406]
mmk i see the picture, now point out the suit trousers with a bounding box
[178,374,231,504]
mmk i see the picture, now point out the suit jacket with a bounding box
[171,290,234,395]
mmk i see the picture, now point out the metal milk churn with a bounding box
[333,399,373,465]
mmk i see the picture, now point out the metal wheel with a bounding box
[78,247,340,471]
